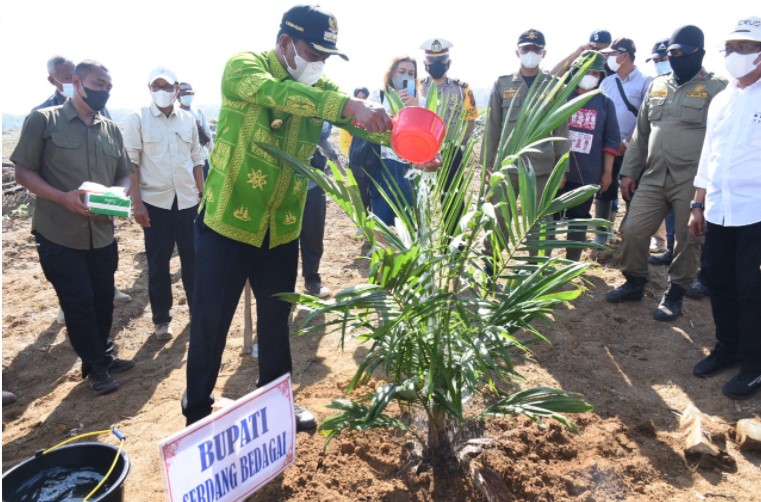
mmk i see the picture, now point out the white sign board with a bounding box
[159,374,296,501]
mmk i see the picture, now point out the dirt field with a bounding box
[2,128,760,501]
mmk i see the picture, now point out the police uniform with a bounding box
[420,38,480,236]
[420,76,479,135]
[619,69,727,289]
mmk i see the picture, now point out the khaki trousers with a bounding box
[620,174,700,289]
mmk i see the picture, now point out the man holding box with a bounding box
[124,67,205,341]
[11,60,135,395]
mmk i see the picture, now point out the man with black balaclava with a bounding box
[605,25,727,324]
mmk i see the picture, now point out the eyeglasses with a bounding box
[721,42,761,56]
[150,83,176,92]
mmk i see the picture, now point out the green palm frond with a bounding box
[266,54,606,454]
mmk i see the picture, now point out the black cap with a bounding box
[646,39,670,61]
[280,5,348,61]
[178,82,193,92]
[589,29,612,44]
[517,29,545,48]
[601,37,636,55]
[668,25,704,53]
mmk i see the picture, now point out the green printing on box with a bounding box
[87,193,131,217]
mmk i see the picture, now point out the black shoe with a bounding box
[606,275,646,303]
[87,368,118,395]
[685,279,710,299]
[722,369,761,400]
[648,250,673,266]
[653,285,685,321]
[108,358,135,374]
[693,352,741,377]
[294,404,317,432]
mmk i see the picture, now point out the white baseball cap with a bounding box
[727,16,761,43]
[148,66,177,85]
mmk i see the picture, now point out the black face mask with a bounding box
[669,49,704,85]
[426,61,449,80]
[81,85,110,112]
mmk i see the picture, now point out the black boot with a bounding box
[606,273,647,303]
[648,250,673,265]
[654,284,685,321]
[685,278,710,299]
[565,230,586,261]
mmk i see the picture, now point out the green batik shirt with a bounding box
[202,50,382,248]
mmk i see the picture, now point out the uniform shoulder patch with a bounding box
[452,78,470,88]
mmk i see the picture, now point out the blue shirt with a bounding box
[600,67,652,140]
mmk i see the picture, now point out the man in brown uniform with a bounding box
[605,26,727,321]
[11,61,135,395]
[484,29,569,192]
[483,29,569,257]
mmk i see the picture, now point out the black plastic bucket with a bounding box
[2,442,130,502]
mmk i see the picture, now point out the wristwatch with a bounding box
[690,201,704,210]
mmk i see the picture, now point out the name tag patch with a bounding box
[569,130,594,155]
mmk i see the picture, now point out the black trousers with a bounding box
[300,186,326,285]
[143,199,197,325]
[596,155,623,202]
[35,232,116,376]
[183,216,299,424]
[703,221,761,373]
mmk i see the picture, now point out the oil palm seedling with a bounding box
[263,54,606,494]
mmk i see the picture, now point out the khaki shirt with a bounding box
[483,70,569,175]
[123,103,205,210]
[420,76,479,142]
[621,69,727,186]
[10,101,132,250]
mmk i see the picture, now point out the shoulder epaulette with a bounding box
[452,78,470,88]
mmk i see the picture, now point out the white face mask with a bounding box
[654,61,672,75]
[519,51,543,69]
[607,55,621,72]
[578,74,600,90]
[287,41,325,86]
[179,95,194,106]
[61,82,76,99]
[724,51,761,79]
[152,90,176,108]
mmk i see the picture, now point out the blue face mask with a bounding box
[654,61,672,75]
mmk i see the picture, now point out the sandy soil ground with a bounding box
[2,129,760,501]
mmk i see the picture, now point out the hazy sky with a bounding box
[0,0,751,115]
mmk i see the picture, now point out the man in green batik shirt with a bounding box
[183,5,394,430]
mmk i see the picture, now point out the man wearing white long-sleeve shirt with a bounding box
[688,16,761,399]
[124,66,204,341]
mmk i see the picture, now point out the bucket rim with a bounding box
[2,441,131,502]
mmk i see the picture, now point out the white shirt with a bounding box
[124,103,205,210]
[694,77,761,227]
[184,106,214,160]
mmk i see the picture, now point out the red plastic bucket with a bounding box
[391,107,446,164]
